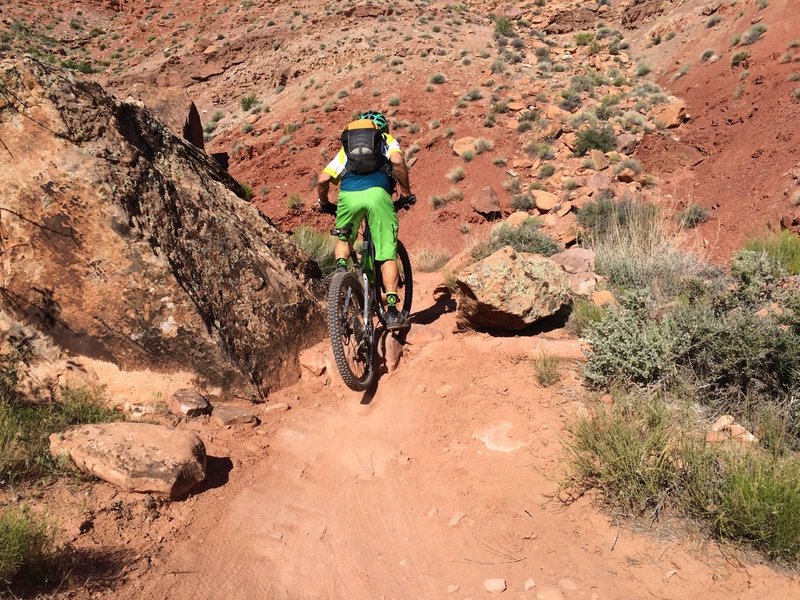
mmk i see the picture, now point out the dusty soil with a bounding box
[17,274,794,600]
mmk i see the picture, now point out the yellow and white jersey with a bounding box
[323,133,402,182]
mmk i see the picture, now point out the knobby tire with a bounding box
[327,271,375,392]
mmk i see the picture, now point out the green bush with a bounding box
[0,350,120,484]
[0,506,55,584]
[744,230,800,275]
[731,50,749,66]
[741,24,767,46]
[532,353,561,387]
[575,32,594,46]
[574,126,616,156]
[430,73,446,84]
[567,298,609,336]
[583,293,677,388]
[240,94,259,111]
[567,394,800,562]
[291,226,336,276]
[676,204,709,229]
[494,16,513,37]
[470,218,561,262]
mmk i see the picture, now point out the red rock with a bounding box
[532,190,558,211]
[299,347,327,376]
[453,136,477,157]
[653,100,687,129]
[471,187,501,217]
[404,324,444,345]
[590,149,609,171]
[168,389,211,417]
[591,290,617,306]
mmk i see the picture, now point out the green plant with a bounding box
[567,298,610,336]
[388,95,400,106]
[240,183,254,200]
[470,218,561,261]
[0,506,55,584]
[291,226,336,275]
[706,15,722,28]
[286,193,304,211]
[575,32,594,46]
[494,16,513,37]
[446,166,465,182]
[676,204,709,229]
[744,230,800,275]
[463,89,483,101]
[240,94,259,111]
[430,73,446,84]
[461,150,474,162]
[415,248,452,272]
[532,353,561,386]
[574,125,616,156]
[538,163,555,179]
[701,49,716,62]
[475,138,493,154]
[635,63,651,77]
[742,24,767,46]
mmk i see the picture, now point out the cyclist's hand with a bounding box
[317,199,337,215]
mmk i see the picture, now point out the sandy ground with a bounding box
[103,273,799,600]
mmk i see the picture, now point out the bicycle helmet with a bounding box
[359,110,389,134]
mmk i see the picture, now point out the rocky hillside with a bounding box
[0,58,324,398]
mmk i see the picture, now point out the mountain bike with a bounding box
[326,195,415,391]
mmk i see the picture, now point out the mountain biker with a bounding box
[316,110,415,331]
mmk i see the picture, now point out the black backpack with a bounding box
[340,119,386,175]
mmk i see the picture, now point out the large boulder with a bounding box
[49,422,206,497]
[471,187,502,218]
[456,246,572,331]
[0,59,325,397]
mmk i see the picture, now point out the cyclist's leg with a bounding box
[334,191,365,266]
[364,188,400,305]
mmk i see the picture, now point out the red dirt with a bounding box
[632,0,800,260]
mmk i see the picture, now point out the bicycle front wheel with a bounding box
[327,271,375,391]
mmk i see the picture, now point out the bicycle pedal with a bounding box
[330,226,353,238]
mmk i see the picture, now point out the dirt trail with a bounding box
[128,274,798,600]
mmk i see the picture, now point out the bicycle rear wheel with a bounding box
[376,240,414,326]
[327,271,375,391]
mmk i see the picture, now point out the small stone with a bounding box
[427,507,438,517]
[299,347,327,376]
[506,211,531,229]
[383,334,403,373]
[483,578,507,594]
[264,402,290,413]
[616,133,637,155]
[591,290,617,307]
[616,168,636,183]
[524,578,536,591]
[448,511,467,527]
[711,415,735,431]
[590,149,609,171]
[532,190,558,212]
[212,405,258,426]
[168,389,211,417]
[536,587,565,600]
[447,584,460,594]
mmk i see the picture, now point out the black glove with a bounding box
[396,194,417,211]
[317,199,337,215]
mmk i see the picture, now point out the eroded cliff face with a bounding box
[0,58,324,397]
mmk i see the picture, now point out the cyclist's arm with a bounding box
[390,152,411,196]
[317,171,334,204]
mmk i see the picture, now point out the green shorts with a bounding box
[335,188,398,262]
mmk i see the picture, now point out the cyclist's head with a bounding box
[359,110,389,134]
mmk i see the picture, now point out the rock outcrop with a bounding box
[0,59,324,397]
[455,246,572,331]
[49,422,206,497]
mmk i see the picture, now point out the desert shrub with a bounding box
[570,74,595,92]
[470,218,561,261]
[511,194,533,211]
[614,158,642,174]
[575,32,594,46]
[577,198,710,296]
[0,349,120,484]
[700,49,716,62]
[538,163,555,178]
[559,91,582,112]
[706,15,722,28]
[475,138,494,154]
[574,125,616,156]
[583,294,677,388]
[635,63,651,77]
[567,298,610,336]
[0,506,55,584]
[731,50,749,66]
[446,166,464,183]
[415,248,452,272]
[741,24,767,46]
[494,16,513,37]
[532,354,561,387]
[744,230,800,275]
[676,204,709,229]
[567,393,800,562]
[240,94,259,111]
[291,226,336,275]
[463,88,483,101]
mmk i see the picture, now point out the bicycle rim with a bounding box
[327,271,375,391]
